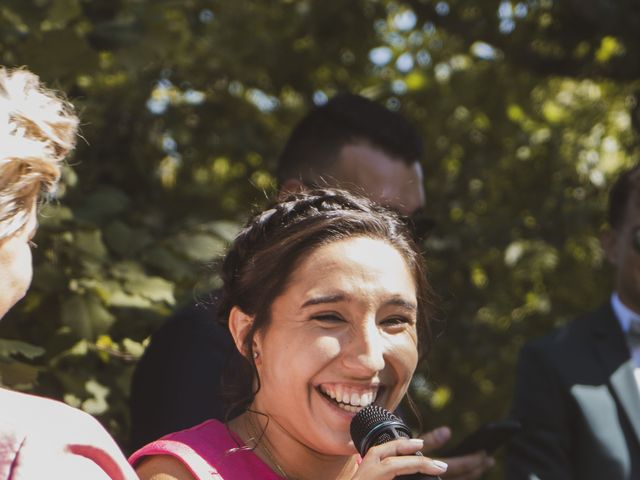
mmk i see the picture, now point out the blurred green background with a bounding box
[1,1,639,477]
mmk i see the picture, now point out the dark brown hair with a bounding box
[276,93,423,185]
[608,163,640,229]
[218,188,434,417]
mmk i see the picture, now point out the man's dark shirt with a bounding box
[129,297,235,451]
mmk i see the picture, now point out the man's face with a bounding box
[603,190,640,313]
[330,142,425,216]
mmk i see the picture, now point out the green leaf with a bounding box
[31,263,67,292]
[143,246,195,281]
[0,338,45,361]
[122,338,145,358]
[171,233,226,262]
[61,294,115,340]
[106,290,152,309]
[38,204,74,229]
[110,261,146,281]
[74,187,131,223]
[90,279,152,308]
[81,378,109,415]
[123,276,175,305]
[104,221,153,256]
[0,361,41,389]
[74,229,108,260]
[46,0,81,30]
[21,29,99,78]
[201,220,241,243]
[88,18,145,50]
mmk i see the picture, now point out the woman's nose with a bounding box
[341,323,386,375]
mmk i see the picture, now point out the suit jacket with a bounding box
[506,303,640,479]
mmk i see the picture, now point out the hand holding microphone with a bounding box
[350,405,447,480]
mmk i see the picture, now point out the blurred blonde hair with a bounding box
[0,67,78,241]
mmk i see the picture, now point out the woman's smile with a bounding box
[318,384,379,409]
[316,383,382,415]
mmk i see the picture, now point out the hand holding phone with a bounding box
[439,420,522,457]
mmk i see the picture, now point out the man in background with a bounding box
[506,163,640,479]
[131,93,494,479]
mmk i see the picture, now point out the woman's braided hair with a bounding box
[218,188,434,417]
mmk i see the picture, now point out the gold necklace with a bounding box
[245,412,292,480]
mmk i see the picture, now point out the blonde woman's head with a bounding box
[0,67,78,318]
[0,67,78,241]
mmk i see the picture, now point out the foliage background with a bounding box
[1,0,639,477]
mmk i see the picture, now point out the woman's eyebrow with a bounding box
[301,294,417,311]
[384,297,417,312]
[301,294,346,308]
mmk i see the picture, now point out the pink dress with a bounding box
[129,419,282,479]
[0,387,137,480]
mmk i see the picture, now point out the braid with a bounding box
[218,189,393,324]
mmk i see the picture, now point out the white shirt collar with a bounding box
[611,292,640,334]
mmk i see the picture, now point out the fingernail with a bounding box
[408,438,424,447]
[430,459,448,472]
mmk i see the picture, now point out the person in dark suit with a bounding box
[130,94,494,479]
[506,163,640,479]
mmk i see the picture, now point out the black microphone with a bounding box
[350,405,441,480]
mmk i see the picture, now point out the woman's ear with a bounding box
[228,306,255,359]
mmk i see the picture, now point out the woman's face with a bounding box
[0,207,37,319]
[252,236,420,455]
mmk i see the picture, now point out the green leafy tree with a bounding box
[1,2,638,476]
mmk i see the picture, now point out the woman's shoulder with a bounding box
[0,388,137,480]
[130,419,281,480]
[0,387,115,443]
[0,387,110,442]
[136,454,200,480]
[130,419,226,477]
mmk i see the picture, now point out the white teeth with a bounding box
[336,385,345,403]
[319,385,379,409]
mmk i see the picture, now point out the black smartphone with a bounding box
[439,420,522,457]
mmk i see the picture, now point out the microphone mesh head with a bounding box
[350,405,409,454]
[351,406,438,479]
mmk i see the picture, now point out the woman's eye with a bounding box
[312,313,345,323]
[382,316,412,327]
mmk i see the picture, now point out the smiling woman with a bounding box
[131,189,449,480]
